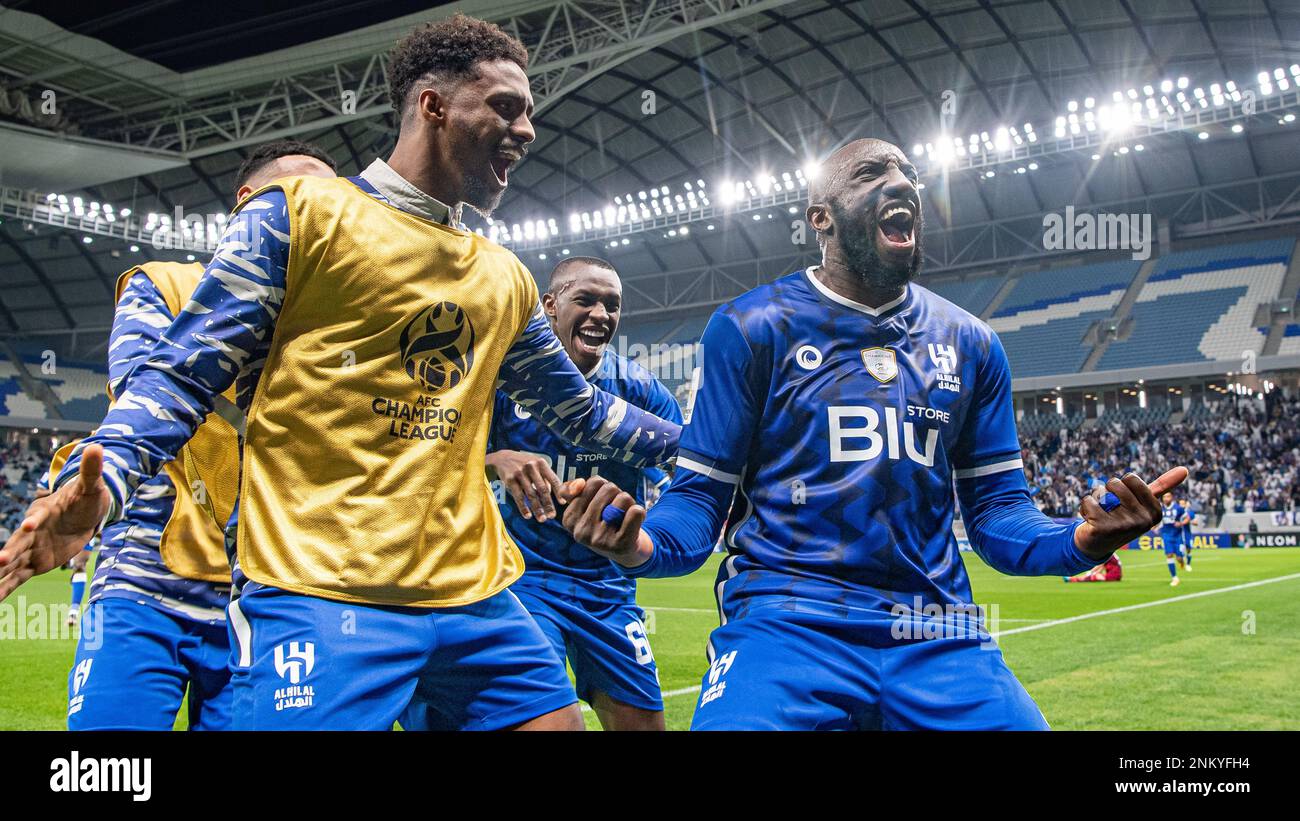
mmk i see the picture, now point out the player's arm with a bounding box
[0,193,290,599]
[107,273,174,400]
[562,310,758,577]
[954,332,1183,574]
[496,304,680,469]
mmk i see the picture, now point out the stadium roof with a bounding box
[1,0,1299,360]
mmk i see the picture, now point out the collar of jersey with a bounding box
[803,266,911,318]
[355,158,464,229]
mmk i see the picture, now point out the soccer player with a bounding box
[1065,553,1122,582]
[1180,498,1195,570]
[561,138,1185,730]
[424,257,680,731]
[1160,491,1186,586]
[70,140,337,731]
[0,16,680,732]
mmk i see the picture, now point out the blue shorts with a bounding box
[1161,533,1182,555]
[68,597,232,731]
[691,608,1049,731]
[227,583,576,730]
[512,583,662,712]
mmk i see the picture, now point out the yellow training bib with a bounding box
[235,176,535,607]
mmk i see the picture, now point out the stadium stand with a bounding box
[0,351,109,423]
[988,260,1143,378]
[923,273,1004,317]
[1021,393,1300,521]
[1096,238,1294,370]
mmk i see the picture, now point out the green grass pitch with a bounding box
[2,547,1297,730]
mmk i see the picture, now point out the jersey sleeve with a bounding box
[950,330,1025,479]
[631,308,762,578]
[671,308,764,482]
[53,190,291,522]
[496,304,680,468]
[107,273,175,399]
[952,328,1095,576]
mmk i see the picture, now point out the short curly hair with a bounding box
[387,14,529,117]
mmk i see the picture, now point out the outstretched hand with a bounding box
[0,444,112,600]
[1075,466,1188,561]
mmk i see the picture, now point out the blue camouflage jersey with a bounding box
[91,274,230,621]
[54,173,680,587]
[632,269,1096,641]
[490,350,681,604]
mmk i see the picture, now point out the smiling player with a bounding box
[1,15,680,732]
[480,258,679,730]
[561,138,1186,730]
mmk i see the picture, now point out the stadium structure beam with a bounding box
[606,168,1300,318]
[55,0,802,158]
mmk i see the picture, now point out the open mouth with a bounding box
[573,327,610,356]
[490,150,522,186]
[877,202,916,254]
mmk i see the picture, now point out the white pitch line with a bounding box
[649,570,1300,702]
[992,571,1300,638]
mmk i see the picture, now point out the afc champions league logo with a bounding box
[400,301,476,393]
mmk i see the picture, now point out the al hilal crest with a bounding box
[861,347,898,382]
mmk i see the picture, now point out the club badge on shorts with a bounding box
[861,347,898,383]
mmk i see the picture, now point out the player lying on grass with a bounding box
[1065,552,1123,582]
[0,15,680,732]
[404,257,678,731]
[561,137,1187,730]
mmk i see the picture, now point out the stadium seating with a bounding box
[1097,238,1294,370]
[922,273,1004,317]
[1018,412,1085,435]
[988,260,1142,378]
[0,352,109,423]
[1277,322,1300,356]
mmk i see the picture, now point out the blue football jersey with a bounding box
[1160,503,1184,540]
[673,268,1036,625]
[490,350,682,601]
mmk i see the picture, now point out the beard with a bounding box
[460,172,505,218]
[830,200,925,291]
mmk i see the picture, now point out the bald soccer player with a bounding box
[561,138,1187,730]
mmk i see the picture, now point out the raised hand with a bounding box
[0,444,112,600]
[1076,466,1189,561]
